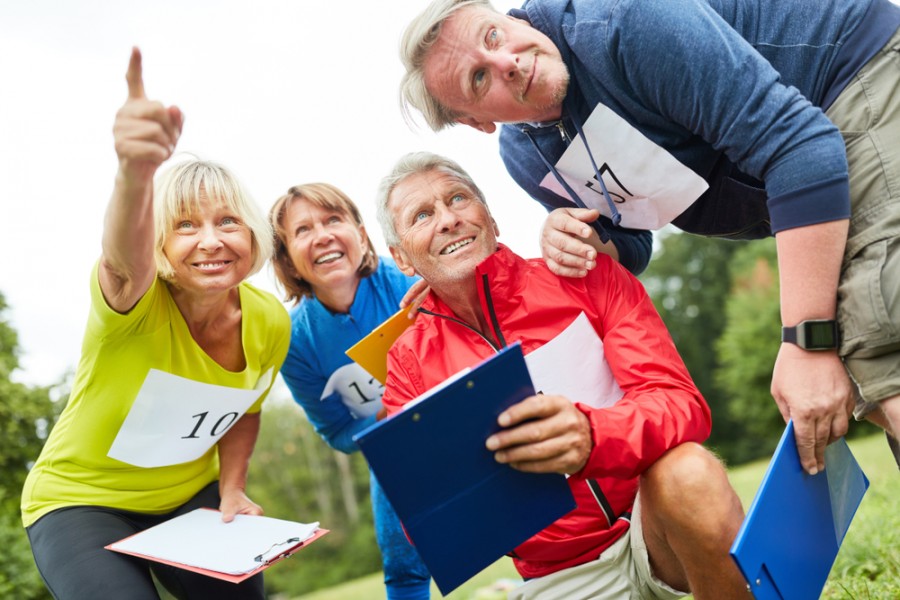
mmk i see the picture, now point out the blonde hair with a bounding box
[399,0,494,131]
[153,157,273,281]
[269,183,378,304]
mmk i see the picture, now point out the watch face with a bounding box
[803,321,837,349]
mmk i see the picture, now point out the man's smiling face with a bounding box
[388,168,499,289]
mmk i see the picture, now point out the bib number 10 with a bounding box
[182,411,240,439]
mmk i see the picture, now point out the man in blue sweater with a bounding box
[398,0,900,475]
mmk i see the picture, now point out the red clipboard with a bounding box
[106,508,329,583]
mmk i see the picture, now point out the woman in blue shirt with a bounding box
[269,183,431,600]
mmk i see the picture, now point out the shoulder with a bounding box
[87,262,168,334]
[384,320,431,410]
[286,295,319,340]
[554,0,713,57]
[240,281,290,330]
[527,251,644,304]
[580,253,651,313]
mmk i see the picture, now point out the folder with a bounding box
[106,508,328,583]
[344,307,416,384]
[730,420,869,599]
[354,344,577,595]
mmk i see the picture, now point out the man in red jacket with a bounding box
[374,151,748,600]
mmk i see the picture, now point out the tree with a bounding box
[713,240,786,462]
[640,230,749,460]
[713,240,878,463]
[0,292,62,599]
[247,399,381,596]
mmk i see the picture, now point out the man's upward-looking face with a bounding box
[423,5,569,133]
[388,169,499,290]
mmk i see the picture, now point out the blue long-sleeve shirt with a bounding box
[500,0,900,271]
[280,258,417,454]
[280,257,432,595]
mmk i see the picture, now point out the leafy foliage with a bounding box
[713,239,786,462]
[640,230,750,461]
[248,400,382,596]
[641,232,879,465]
[0,292,61,599]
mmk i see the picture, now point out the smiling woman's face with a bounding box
[283,198,369,295]
[162,192,253,296]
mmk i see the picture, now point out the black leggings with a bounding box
[26,482,266,600]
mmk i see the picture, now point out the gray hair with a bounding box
[376,151,487,247]
[399,0,495,131]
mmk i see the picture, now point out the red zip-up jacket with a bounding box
[382,245,710,579]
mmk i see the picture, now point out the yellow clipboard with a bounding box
[345,308,416,384]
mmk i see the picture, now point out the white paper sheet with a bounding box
[108,509,319,575]
[524,312,623,409]
[322,361,384,419]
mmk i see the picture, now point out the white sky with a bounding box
[0,0,548,388]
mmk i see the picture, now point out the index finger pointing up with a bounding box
[126,47,146,99]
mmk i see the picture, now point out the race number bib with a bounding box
[539,103,708,229]
[107,368,273,468]
[524,312,623,408]
[322,362,384,419]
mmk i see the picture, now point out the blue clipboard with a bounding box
[354,344,577,595]
[730,420,869,599]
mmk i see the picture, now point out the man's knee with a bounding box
[643,443,730,495]
[879,394,900,431]
[640,443,744,562]
[640,443,744,530]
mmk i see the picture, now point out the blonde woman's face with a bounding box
[162,193,253,294]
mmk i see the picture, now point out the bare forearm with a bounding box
[99,48,182,311]
[218,412,261,496]
[775,220,848,324]
[772,219,853,474]
[99,174,157,302]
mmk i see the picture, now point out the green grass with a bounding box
[289,433,899,600]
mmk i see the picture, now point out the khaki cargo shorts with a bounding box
[827,26,900,414]
[507,494,686,600]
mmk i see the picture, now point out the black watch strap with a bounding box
[781,319,839,351]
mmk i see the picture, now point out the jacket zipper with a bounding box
[482,272,616,528]
[480,273,508,350]
[556,120,572,144]
[420,268,616,533]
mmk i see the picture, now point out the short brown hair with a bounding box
[269,183,378,304]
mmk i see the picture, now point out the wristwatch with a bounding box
[781,319,840,351]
